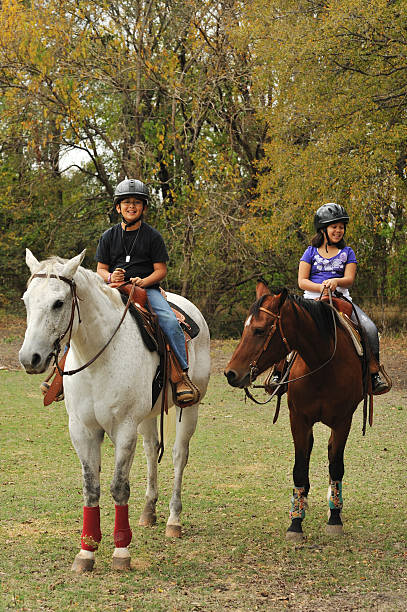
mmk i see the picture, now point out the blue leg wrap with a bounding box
[328,480,343,510]
[290,487,307,520]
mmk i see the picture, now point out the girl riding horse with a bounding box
[270,203,389,394]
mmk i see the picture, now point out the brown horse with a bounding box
[224,280,367,541]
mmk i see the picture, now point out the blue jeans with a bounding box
[146,288,188,370]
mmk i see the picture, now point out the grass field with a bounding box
[0,369,406,611]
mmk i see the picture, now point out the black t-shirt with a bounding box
[95,222,169,288]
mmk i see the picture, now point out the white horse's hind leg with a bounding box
[166,404,199,538]
[138,418,159,527]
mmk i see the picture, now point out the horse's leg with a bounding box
[286,414,314,541]
[69,419,104,573]
[110,427,138,570]
[166,404,199,538]
[137,418,159,527]
[326,419,352,536]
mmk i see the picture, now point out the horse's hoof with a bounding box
[286,530,305,542]
[139,512,157,527]
[326,524,344,536]
[112,547,131,571]
[112,556,131,571]
[71,554,95,573]
[165,524,182,538]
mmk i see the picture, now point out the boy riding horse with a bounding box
[95,178,200,406]
[41,179,200,407]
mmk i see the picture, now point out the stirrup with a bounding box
[174,373,201,407]
[269,373,281,387]
[40,380,51,396]
[371,366,391,396]
[264,368,283,394]
[40,373,64,403]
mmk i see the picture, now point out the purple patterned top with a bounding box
[300,246,357,299]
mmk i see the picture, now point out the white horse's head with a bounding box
[19,249,86,374]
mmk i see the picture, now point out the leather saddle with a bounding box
[320,294,353,318]
[116,284,200,351]
[320,294,363,356]
[116,284,201,409]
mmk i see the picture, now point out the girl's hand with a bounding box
[322,278,338,291]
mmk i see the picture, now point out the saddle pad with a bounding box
[336,311,363,356]
[120,294,157,352]
[167,301,200,340]
[120,295,200,350]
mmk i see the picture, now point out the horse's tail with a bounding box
[164,405,177,446]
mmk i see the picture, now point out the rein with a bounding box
[245,290,338,401]
[31,273,136,376]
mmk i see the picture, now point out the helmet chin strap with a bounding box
[323,228,330,253]
[323,224,347,252]
[119,202,146,229]
[121,216,141,229]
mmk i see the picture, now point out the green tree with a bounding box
[244,0,407,300]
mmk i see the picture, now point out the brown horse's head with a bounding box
[224,280,291,388]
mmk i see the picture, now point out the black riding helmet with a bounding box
[113,178,149,206]
[114,179,149,228]
[314,203,349,231]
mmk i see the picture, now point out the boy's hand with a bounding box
[111,268,125,283]
[130,276,147,287]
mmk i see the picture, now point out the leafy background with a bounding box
[1,0,407,336]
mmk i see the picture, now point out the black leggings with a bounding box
[351,303,380,362]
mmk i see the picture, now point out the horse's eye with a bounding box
[53,300,64,310]
[253,328,266,336]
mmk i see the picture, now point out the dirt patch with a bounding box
[2,317,406,390]
[378,334,407,390]
[0,313,27,371]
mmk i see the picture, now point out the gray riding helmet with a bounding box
[314,203,349,231]
[113,179,150,205]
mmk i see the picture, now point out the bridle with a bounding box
[248,305,291,385]
[31,273,136,376]
[244,291,338,404]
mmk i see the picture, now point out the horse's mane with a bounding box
[28,257,124,311]
[250,288,335,339]
[288,294,335,339]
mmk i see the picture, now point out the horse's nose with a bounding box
[31,353,42,368]
[224,369,239,387]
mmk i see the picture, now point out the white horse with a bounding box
[19,249,210,572]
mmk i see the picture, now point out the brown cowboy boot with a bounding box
[175,371,201,406]
[167,345,201,407]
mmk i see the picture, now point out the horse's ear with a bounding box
[25,249,40,274]
[256,278,270,300]
[278,288,288,307]
[60,249,86,279]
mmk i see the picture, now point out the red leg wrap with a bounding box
[114,504,132,548]
[81,506,102,551]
